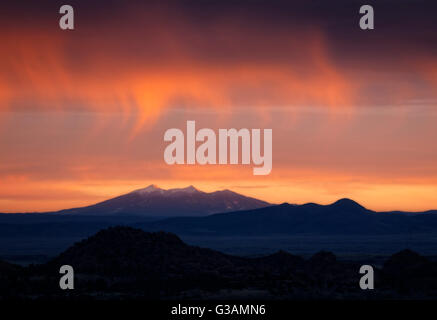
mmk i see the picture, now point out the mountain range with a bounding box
[2,185,437,238]
[54,184,270,217]
[138,198,437,235]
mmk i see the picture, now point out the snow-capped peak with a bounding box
[130,185,201,196]
[131,184,164,195]
[168,185,200,194]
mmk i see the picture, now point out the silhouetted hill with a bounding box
[139,199,437,235]
[54,185,270,217]
[0,260,22,297]
[0,260,20,275]
[31,227,363,298]
[1,227,437,299]
[330,198,368,212]
[384,249,430,274]
[48,226,243,276]
[382,249,437,293]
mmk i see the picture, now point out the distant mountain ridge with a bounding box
[138,198,437,235]
[54,185,271,217]
[2,187,437,240]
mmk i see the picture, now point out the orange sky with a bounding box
[1,1,437,212]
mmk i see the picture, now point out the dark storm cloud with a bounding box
[1,0,436,67]
[1,0,437,110]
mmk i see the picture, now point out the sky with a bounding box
[1,0,437,212]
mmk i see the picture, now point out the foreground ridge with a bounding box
[1,226,437,300]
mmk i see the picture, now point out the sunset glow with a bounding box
[1,1,437,212]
